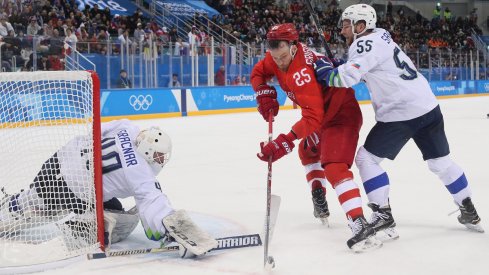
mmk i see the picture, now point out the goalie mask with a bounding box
[136,126,172,174]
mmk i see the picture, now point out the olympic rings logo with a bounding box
[129,95,153,111]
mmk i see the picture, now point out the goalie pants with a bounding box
[25,153,89,214]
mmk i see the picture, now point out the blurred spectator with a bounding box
[387,1,393,16]
[174,37,188,56]
[470,8,478,24]
[50,29,64,55]
[416,11,423,24]
[48,54,63,71]
[64,28,78,50]
[214,65,225,86]
[444,7,452,21]
[188,26,200,56]
[134,23,145,43]
[168,73,181,87]
[26,16,41,36]
[118,29,133,46]
[433,5,441,20]
[0,14,15,37]
[231,75,241,85]
[118,69,132,88]
[38,54,51,71]
[168,27,178,43]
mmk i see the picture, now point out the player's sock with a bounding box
[334,180,363,219]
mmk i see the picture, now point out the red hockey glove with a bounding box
[257,133,296,162]
[304,131,320,154]
[256,85,279,122]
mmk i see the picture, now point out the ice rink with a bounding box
[31,96,489,275]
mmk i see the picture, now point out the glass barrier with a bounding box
[1,35,487,89]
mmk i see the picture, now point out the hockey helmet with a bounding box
[341,4,377,30]
[266,23,299,42]
[136,126,172,173]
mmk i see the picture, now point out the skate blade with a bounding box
[318,217,329,227]
[351,236,382,253]
[376,227,399,242]
[464,223,484,233]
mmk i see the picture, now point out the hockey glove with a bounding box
[257,133,295,163]
[314,58,341,87]
[331,58,345,68]
[304,131,320,154]
[256,85,279,122]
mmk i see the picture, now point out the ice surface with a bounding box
[26,96,489,275]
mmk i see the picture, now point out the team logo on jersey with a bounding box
[352,63,361,69]
[129,95,153,111]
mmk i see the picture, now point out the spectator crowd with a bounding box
[0,0,485,74]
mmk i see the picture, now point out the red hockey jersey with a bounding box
[251,43,348,139]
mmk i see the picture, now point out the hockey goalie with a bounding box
[0,119,217,260]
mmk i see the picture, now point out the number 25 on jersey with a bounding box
[293,68,311,87]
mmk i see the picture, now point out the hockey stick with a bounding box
[263,111,276,269]
[87,233,262,259]
[304,0,334,58]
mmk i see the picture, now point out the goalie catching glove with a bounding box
[257,132,296,162]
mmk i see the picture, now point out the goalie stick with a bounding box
[87,233,262,259]
[304,0,334,58]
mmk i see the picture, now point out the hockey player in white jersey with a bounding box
[0,119,217,256]
[313,4,483,238]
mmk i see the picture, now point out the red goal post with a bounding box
[0,70,103,270]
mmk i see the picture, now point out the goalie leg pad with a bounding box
[104,206,140,248]
[162,210,218,256]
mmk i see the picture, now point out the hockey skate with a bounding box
[162,210,218,257]
[347,216,382,253]
[368,203,399,242]
[457,198,484,233]
[311,187,330,226]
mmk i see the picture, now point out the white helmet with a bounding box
[136,126,172,174]
[342,4,377,31]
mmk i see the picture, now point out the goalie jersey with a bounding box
[57,119,174,241]
[58,119,156,201]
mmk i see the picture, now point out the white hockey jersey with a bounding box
[58,119,174,240]
[58,119,157,201]
[337,28,438,122]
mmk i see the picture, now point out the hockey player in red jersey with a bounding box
[251,23,381,251]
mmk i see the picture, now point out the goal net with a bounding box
[0,71,103,268]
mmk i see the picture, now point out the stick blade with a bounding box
[262,195,281,242]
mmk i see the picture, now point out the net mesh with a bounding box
[0,71,99,267]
